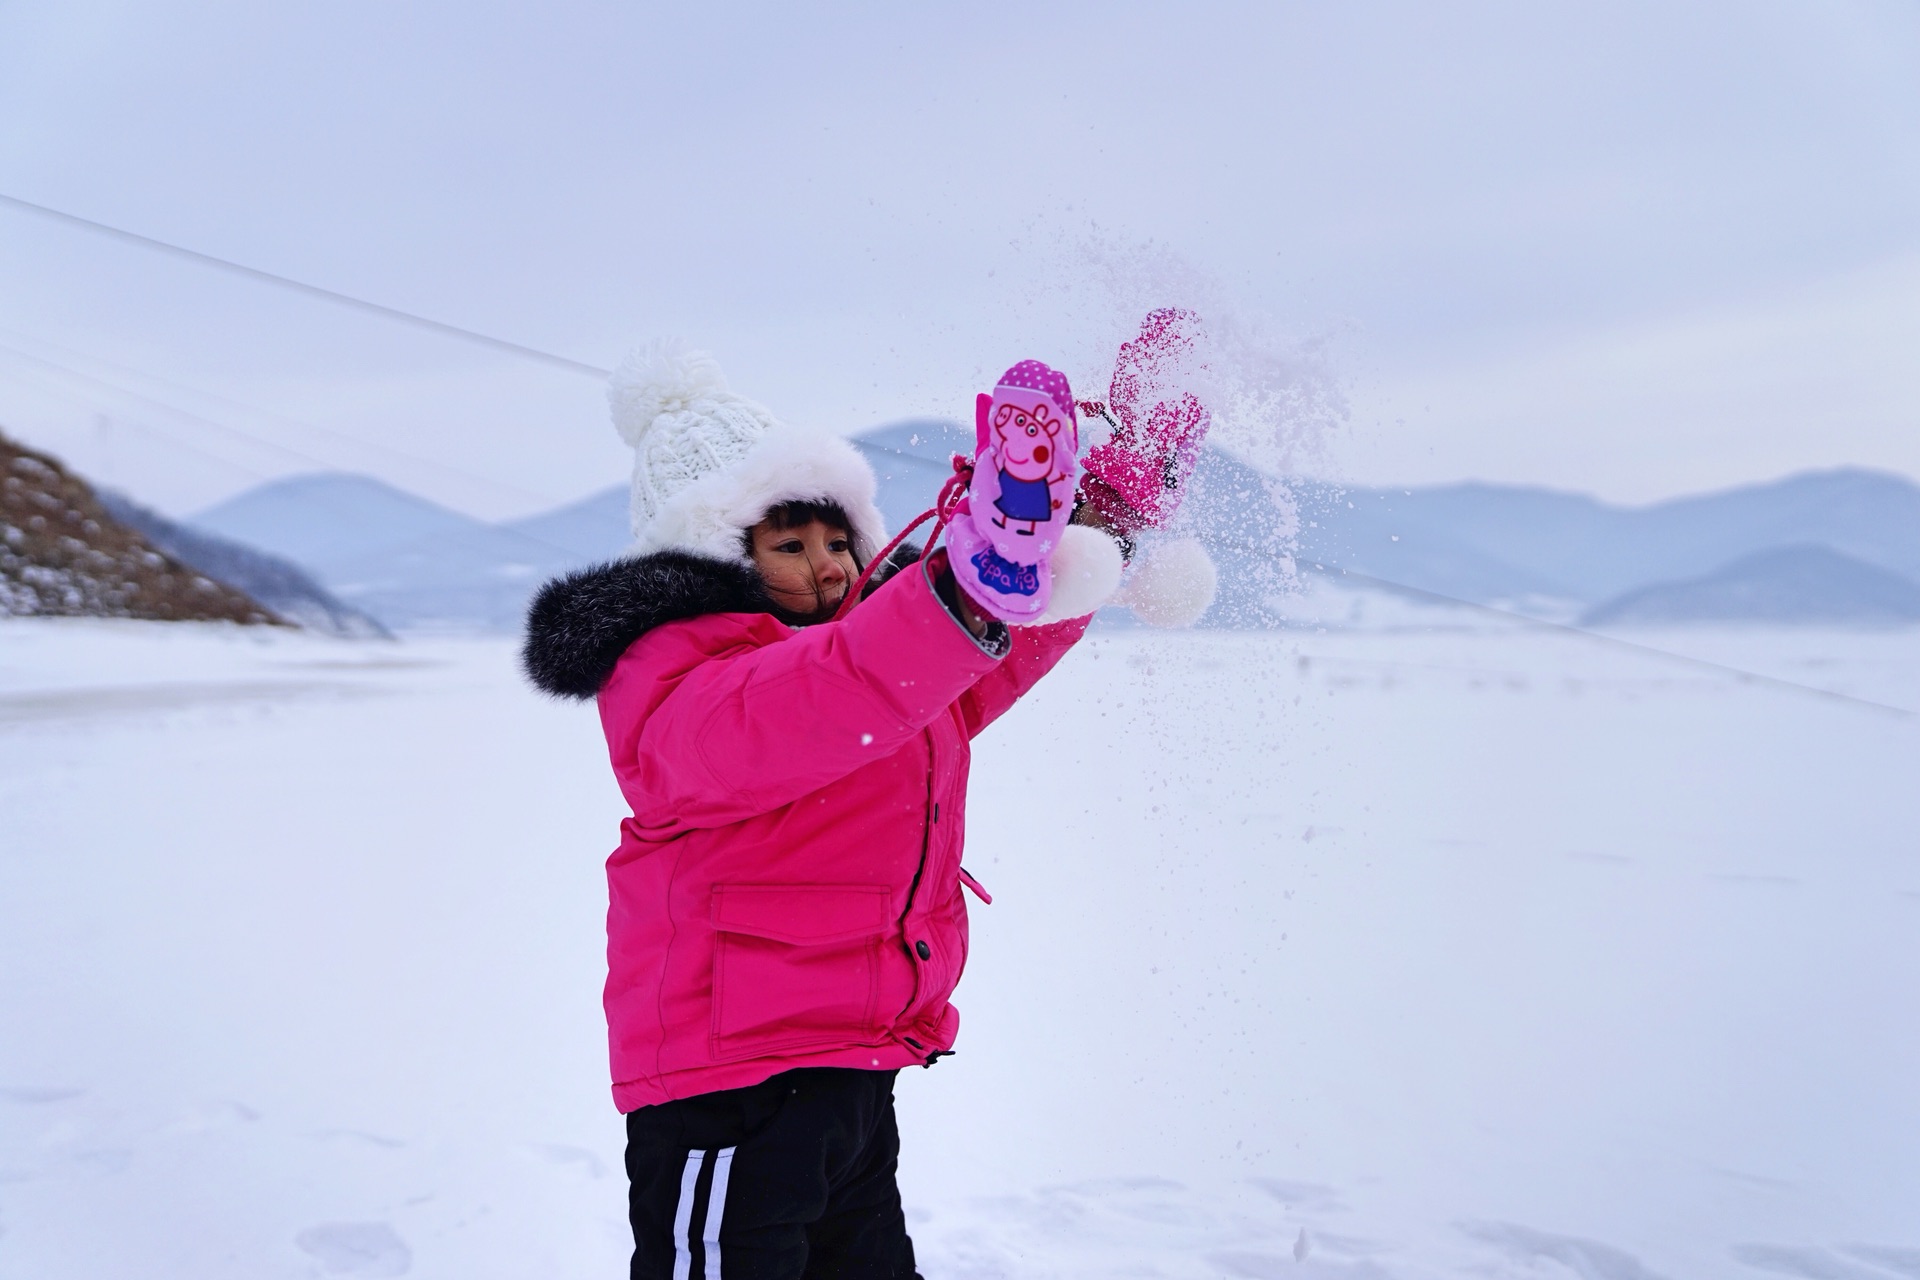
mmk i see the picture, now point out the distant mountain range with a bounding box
[177,422,1920,633]
[1580,545,1920,627]
[1288,467,1920,607]
[193,474,585,632]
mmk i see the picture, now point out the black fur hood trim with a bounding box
[521,543,921,700]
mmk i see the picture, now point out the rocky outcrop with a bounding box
[1,430,280,625]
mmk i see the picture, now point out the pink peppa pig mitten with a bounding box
[1078,307,1211,536]
[945,359,1081,624]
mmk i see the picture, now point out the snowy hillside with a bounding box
[97,490,389,639]
[1,618,1915,1277]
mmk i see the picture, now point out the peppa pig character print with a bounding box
[973,360,1079,565]
[944,358,1083,623]
[989,397,1071,536]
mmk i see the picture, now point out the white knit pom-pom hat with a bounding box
[608,340,888,565]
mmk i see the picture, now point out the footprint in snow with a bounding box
[1460,1220,1671,1280]
[0,1086,85,1105]
[315,1128,406,1149]
[529,1142,609,1178]
[1209,1250,1390,1280]
[1250,1176,1346,1212]
[1843,1246,1920,1280]
[155,1099,259,1137]
[1732,1243,1920,1280]
[295,1222,412,1277]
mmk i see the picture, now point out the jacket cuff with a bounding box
[924,550,1011,658]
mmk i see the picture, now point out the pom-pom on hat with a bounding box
[607,340,888,565]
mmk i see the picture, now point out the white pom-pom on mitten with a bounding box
[1116,536,1217,628]
[1023,524,1126,625]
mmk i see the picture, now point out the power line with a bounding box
[2,362,278,487]
[0,323,567,510]
[0,343,598,564]
[0,343,331,474]
[0,190,613,379]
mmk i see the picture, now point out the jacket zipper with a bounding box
[892,725,940,1029]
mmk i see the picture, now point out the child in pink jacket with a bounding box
[522,343,1130,1280]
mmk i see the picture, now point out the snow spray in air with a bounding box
[1048,231,1350,626]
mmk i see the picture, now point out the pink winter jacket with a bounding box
[524,550,1088,1111]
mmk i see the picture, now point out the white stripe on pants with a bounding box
[703,1148,735,1278]
[670,1147,736,1280]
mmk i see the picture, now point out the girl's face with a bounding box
[747,517,858,623]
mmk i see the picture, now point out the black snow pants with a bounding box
[624,1067,922,1280]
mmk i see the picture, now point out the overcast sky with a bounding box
[1,0,1916,519]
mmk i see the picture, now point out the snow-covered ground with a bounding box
[1,615,1915,1279]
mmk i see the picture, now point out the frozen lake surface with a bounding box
[1,616,1916,1278]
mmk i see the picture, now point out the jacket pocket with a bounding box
[710,885,893,1061]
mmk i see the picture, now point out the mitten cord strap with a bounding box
[832,453,975,621]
